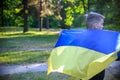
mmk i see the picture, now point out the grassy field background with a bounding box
[0,27,82,80]
[0,27,59,65]
[0,72,79,80]
[0,27,76,80]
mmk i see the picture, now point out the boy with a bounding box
[85,12,105,80]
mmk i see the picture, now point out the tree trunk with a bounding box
[88,0,90,12]
[39,0,43,31]
[0,0,4,27]
[39,17,43,31]
[44,0,49,29]
[46,16,49,29]
[60,1,67,29]
[23,0,28,33]
[81,0,86,14]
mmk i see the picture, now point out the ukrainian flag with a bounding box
[47,30,120,80]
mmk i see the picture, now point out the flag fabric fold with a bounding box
[48,29,120,80]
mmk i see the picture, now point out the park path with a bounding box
[0,62,48,75]
[0,61,120,80]
[0,47,51,76]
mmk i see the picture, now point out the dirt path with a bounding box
[0,61,120,80]
[0,63,48,75]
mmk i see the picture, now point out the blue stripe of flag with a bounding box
[55,30,119,55]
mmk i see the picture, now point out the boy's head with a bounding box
[85,12,105,30]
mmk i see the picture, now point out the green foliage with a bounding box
[1,0,120,31]
[65,7,74,26]
[64,0,74,3]
[28,16,38,28]
[15,16,24,27]
[48,16,61,28]
[74,4,84,14]
[73,14,85,28]
[1,0,22,26]
[61,0,86,27]
[104,25,120,32]
[15,8,22,13]
[90,0,120,31]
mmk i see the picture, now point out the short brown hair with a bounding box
[85,12,105,29]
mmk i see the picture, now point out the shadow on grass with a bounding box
[0,50,51,65]
[0,72,78,80]
[0,33,59,52]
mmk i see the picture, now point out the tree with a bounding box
[28,0,54,31]
[81,0,87,14]
[51,0,90,29]
[0,0,19,27]
[38,0,43,31]
[89,0,120,31]
[44,0,53,29]
[0,0,4,27]
[60,1,69,29]
[22,0,28,33]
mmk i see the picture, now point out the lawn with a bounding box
[0,50,51,65]
[0,27,79,80]
[0,27,59,52]
[0,27,59,65]
[0,72,79,80]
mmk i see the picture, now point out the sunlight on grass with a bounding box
[0,29,59,52]
[0,27,59,64]
[0,27,80,80]
[0,35,58,52]
[0,27,60,39]
[0,50,51,65]
[0,30,59,38]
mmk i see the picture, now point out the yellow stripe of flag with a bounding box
[47,46,118,79]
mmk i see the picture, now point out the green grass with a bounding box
[0,27,23,32]
[0,27,59,65]
[0,29,59,52]
[0,72,79,80]
[0,34,58,52]
[0,27,80,80]
[0,50,51,65]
